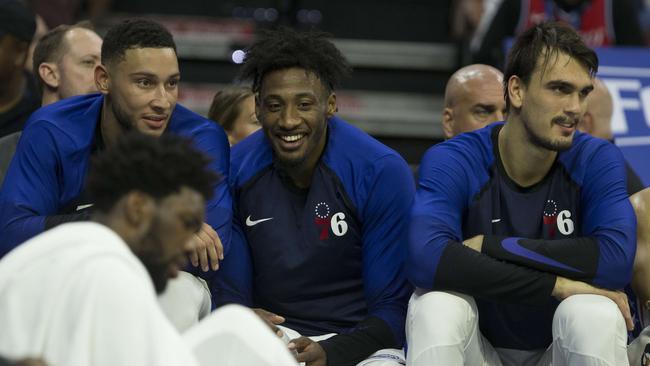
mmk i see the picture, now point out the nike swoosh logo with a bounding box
[501,237,582,273]
[491,218,501,223]
[76,204,94,211]
[245,215,273,227]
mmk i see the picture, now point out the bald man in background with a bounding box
[580,78,614,141]
[441,63,505,139]
[578,77,645,196]
[33,22,102,106]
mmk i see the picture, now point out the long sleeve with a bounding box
[211,215,253,307]
[0,122,65,255]
[319,154,415,365]
[481,142,636,289]
[408,144,557,305]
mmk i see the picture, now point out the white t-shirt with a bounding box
[0,222,198,366]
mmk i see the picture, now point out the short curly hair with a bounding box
[86,133,219,213]
[240,27,351,93]
[101,18,176,66]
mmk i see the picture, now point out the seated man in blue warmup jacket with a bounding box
[215,28,414,366]
[0,19,231,324]
[407,22,636,366]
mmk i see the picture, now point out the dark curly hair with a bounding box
[86,133,219,213]
[504,21,598,112]
[240,27,351,93]
[101,18,176,66]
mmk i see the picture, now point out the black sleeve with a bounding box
[473,0,521,67]
[435,241,557,305]
[318,316,397,366]
[482,235,600,283]
[626,162,646,196]
[612,0,645,45]
[44,211,91,229]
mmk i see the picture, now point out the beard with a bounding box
[136,246,170,294]
[107,95,135,133]
[133,218,179,294]
[271,122,328,171]
[522,112,574,152]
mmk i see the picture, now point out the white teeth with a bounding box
[281,134,303,142]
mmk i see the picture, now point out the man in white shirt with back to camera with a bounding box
[0,133,297,366]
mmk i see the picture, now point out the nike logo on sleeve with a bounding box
[501,237,582,273]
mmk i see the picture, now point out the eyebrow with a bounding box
[128,72,181,79]
[473,103,497,111]
[546,80,593,92]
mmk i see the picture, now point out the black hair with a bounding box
[504,21,598,111]
[240,27,351,93]
[101,18,176,66]
[86,133,218,212]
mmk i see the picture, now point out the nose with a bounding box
[150,84,173,112]
[278,105,301,130]
[564,92,582,117]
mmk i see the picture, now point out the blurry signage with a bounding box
[597,48,650,185]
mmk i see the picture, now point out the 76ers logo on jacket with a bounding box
[314,202,348,240]
[543,199,575,238]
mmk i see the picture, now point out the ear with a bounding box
[38,62,59,89]
[507,75,524,109]
[95,64,110,95]
[326,93,337,118]
[441,107,455,139]
[254,92,261,122]
[123,191,156,237]
[579,112,594,134]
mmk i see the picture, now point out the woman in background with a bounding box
[208,86,259,146]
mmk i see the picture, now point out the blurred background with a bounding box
[21,0,650,166]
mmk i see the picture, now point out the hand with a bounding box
[552,276,633,331]
[288,337,327,366]
[189,222,223,272]
[463,235,484,252]
[253,308,285,336]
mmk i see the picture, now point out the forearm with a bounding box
[481,234,632,288]
[44,212,91,229]
[632,238,650,305]
[0,213,46,257]
[481,235,599,282]
[319,316,396,366]
[434,241,557,305]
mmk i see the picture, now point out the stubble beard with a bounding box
[521,109,573,152]
[107,95,135,134]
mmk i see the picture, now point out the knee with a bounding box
[553,294,625,340]
[407,291,478,338]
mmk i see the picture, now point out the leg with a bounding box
[628,326,650,366]
[551,294,628,366]
[405,290,501,366]
[184,304,298,366]
[158,271,211,333]
[356,348,405,366]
